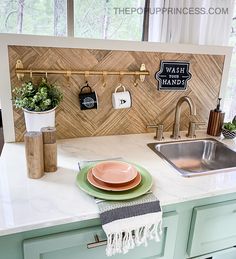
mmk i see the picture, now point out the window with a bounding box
[0,0,144,40]
[0,0,67,36]
[224,4,236,121]
[74,0,145,41]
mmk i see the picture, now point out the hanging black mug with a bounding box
[79,82,98,110]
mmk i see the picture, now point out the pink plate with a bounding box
[92,161,138,184]
[87,169,142,191]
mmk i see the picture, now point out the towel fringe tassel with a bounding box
[106,221,162,256]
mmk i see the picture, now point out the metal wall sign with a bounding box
[155,61,192,91]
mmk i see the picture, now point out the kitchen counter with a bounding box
[0,131,236,237]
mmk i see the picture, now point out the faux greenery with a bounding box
[13,78,63,112]
[223,120,236,132]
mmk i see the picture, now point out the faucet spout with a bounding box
[171,96,197,139]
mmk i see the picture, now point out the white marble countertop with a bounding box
[0,131,236,236]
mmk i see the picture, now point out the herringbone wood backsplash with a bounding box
[8,46,225,142]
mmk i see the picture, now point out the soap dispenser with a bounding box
[207,98,225,136]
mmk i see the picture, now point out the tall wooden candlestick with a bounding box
[41,127,57,172]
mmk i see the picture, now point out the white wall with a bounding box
[0,34,233,142]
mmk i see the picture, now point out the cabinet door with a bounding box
[187,199,236,257]
[213,247,236,259]
[23,212,178,259]
[187,246,236,259]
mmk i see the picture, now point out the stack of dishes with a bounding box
[77,161,153,200]
[87,161,142,191]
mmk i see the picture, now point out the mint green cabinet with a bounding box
[213,247,236,259]
[190,247,236,259]
[187,199,236,257]
[23,212,178,259]
[2,193,236,259]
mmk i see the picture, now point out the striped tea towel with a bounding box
[78,159,162,256]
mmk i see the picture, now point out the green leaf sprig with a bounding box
[12,78,63,112]
[223,120,236,132]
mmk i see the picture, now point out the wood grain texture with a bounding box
[43,143,57,173]
[41,127,57,172]
[41,127,57,144]
[24,131,44,179]
[207,111,225,136]
[8,46,225,141]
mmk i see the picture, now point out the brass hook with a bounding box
[66,70,72,77]
[119,72,124,85]
[30,70,33,79]
[84,71,89,83]
[66,71,71,83]
[102,71,107,88]
[134,72,139,87]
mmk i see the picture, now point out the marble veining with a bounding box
[0,132,236,236]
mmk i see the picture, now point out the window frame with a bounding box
[67,0,74,36]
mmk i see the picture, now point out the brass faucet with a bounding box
[147,124,164,141]
[171,96,196,139]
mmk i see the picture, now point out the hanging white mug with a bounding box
[112,84,132,109]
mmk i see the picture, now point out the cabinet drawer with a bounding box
[187,199,236,257]
[186,247,236,259]
[23,212,178,259]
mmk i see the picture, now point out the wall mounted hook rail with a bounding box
[15,60,149,83]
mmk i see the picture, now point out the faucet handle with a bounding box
[147,124,158,129]
[186,121,205,138]
[147,124,164,141]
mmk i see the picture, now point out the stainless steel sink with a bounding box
[148,138,236,177]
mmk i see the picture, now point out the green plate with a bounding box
[76,163,153,201]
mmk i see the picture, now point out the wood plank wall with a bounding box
[8,46,225,142]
